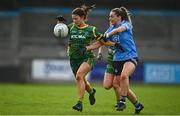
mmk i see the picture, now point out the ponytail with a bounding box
[72,4,96,21]
[80,4,96,14]
[119,7,132,25]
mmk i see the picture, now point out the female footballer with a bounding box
[87,37,143,114]
[86,7,144,113]
[103,7,144,113]
[56,4,103,112]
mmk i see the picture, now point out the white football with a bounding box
[53,23,68,38]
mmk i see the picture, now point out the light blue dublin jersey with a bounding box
[106,20,138,61]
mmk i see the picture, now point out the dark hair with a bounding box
[111,6,132,24]
[72,4,96,21]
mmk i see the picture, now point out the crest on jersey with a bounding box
[112,35,119,43]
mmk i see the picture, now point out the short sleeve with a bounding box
[68,23,74,31]
[122,21,132,31]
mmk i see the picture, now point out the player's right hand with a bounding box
[55,15,66,23]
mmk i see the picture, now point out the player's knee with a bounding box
[103,83,112,90]
[113,82,119,89]
[76,72,83,81]
[76,76,81,81]
[120,73,128,80]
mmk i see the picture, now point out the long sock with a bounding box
[78,100,82,104]
[89,88,94,95]
[121,96,126,102]
[85,81,93,94]
[78,97,83,103]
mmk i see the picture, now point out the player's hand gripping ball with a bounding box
[53,23,68,38]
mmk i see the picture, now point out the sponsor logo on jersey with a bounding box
[71,35,86,39]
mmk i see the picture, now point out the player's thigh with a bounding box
[113,76,120,88]
[70,58,83,77]
[121,61,136,79]
[103,73,114,89]
[76,62,92,79]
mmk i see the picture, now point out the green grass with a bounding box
[0,83,180,115]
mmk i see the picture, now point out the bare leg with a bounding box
[113,77,121,102]
[120,62,135,97]
[76,62,91,101]
[127,89,138,104]
[103,73,114,90]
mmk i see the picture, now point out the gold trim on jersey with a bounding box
[93,27,97,38]
[96,34,103,41]
[70,24,75,31]
[74,23,89,29]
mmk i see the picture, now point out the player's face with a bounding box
[109,11,121,25]
[72,14,84,26]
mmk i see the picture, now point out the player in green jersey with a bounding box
[56,4,103,112]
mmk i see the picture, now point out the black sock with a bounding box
[120,96,126,103]
[134,101,140,108]
[78,100,82,104]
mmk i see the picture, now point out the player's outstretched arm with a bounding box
[86,36,120,51]
[86,41,102,51]
[105,25,126,38]
[99,38,115,46]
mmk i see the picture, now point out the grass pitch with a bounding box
[0,83,180,115]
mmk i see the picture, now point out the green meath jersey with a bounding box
[105,46,115,74]
[107,46,115,64]
[67,23,103,59]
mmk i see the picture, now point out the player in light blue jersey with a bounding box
[104,7,144,113]
[87,25,143,114]
[105,15,138,61]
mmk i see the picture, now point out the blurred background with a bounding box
[0,0,180,84]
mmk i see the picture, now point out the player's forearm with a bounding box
[86,41,102,51]
[100,39,115,46]
[106,26,126,37]
[108,28,119,37]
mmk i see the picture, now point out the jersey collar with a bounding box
[114,20,126,28]
[74,23,89,29]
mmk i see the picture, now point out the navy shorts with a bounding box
[113,58,138,76]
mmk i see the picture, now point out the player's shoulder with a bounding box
[108,25,114,31]
[68,23,75,29]
[87,25,97,30]
[122,20,129,24]
[121,20,132,30]
[122,20,131,26]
